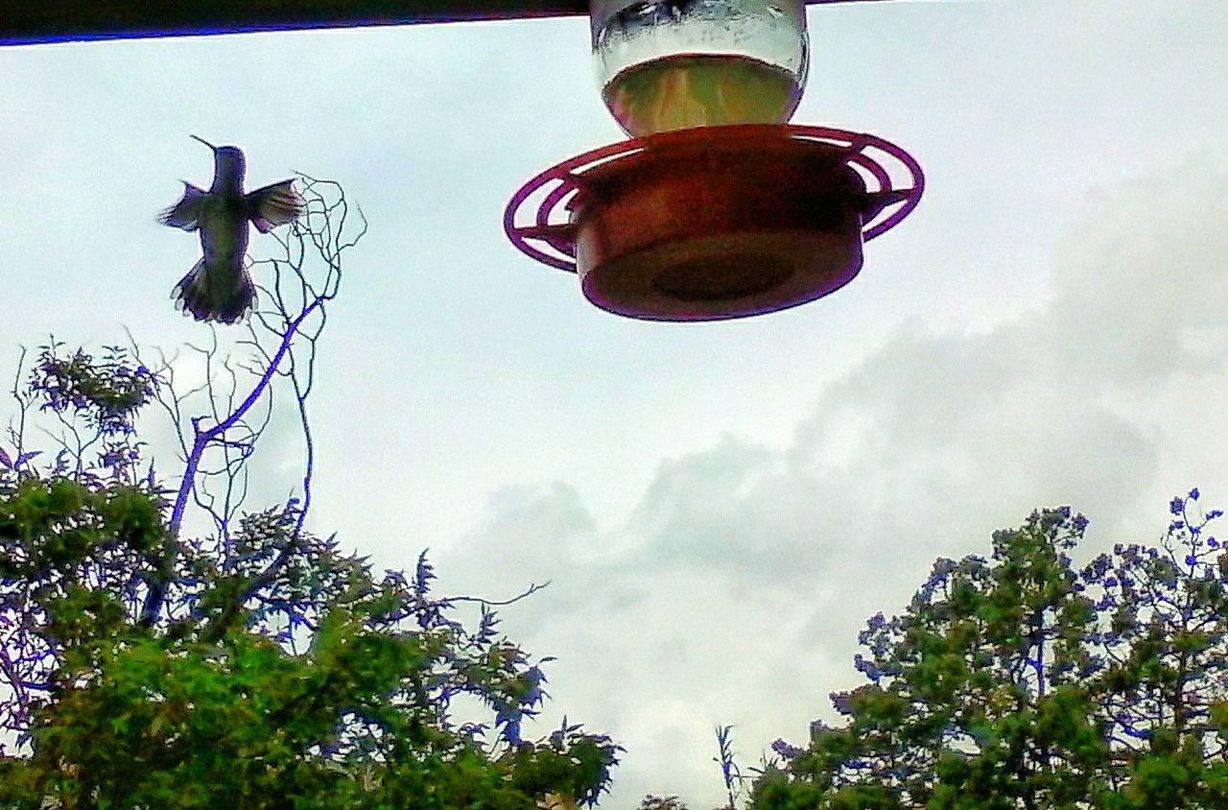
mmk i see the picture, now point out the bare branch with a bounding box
[449,580,553,607]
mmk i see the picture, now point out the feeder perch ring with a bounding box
[504,124,924,321]
[504,124,924,274]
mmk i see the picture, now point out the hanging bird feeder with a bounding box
[504,0,923,321]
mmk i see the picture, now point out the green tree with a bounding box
[750,502,1228,809]
[0,179,619,809]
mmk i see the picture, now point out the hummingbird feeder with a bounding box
[504,0,924,321]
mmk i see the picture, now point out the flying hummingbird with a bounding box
[160,136,305,324]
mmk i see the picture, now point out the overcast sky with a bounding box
[3,1,1228,805]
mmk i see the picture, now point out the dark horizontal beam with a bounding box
[0,0,878,47]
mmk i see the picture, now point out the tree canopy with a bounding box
[749,499,1228,809]
[0,179,618,809]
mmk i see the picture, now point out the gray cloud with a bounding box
[433,159,1228,807]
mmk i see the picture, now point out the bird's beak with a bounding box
[190,134,217,151]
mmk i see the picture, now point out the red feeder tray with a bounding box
[505,124,924,321]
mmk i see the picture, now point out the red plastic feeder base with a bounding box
[505,124,923,321]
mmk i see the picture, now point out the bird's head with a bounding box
[191,135,246,184]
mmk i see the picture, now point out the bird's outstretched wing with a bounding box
[159,182,209,230]
[246,179,306,233]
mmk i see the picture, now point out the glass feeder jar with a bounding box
[591,0,810,137]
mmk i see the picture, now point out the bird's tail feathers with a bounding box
[172,258,256,325]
